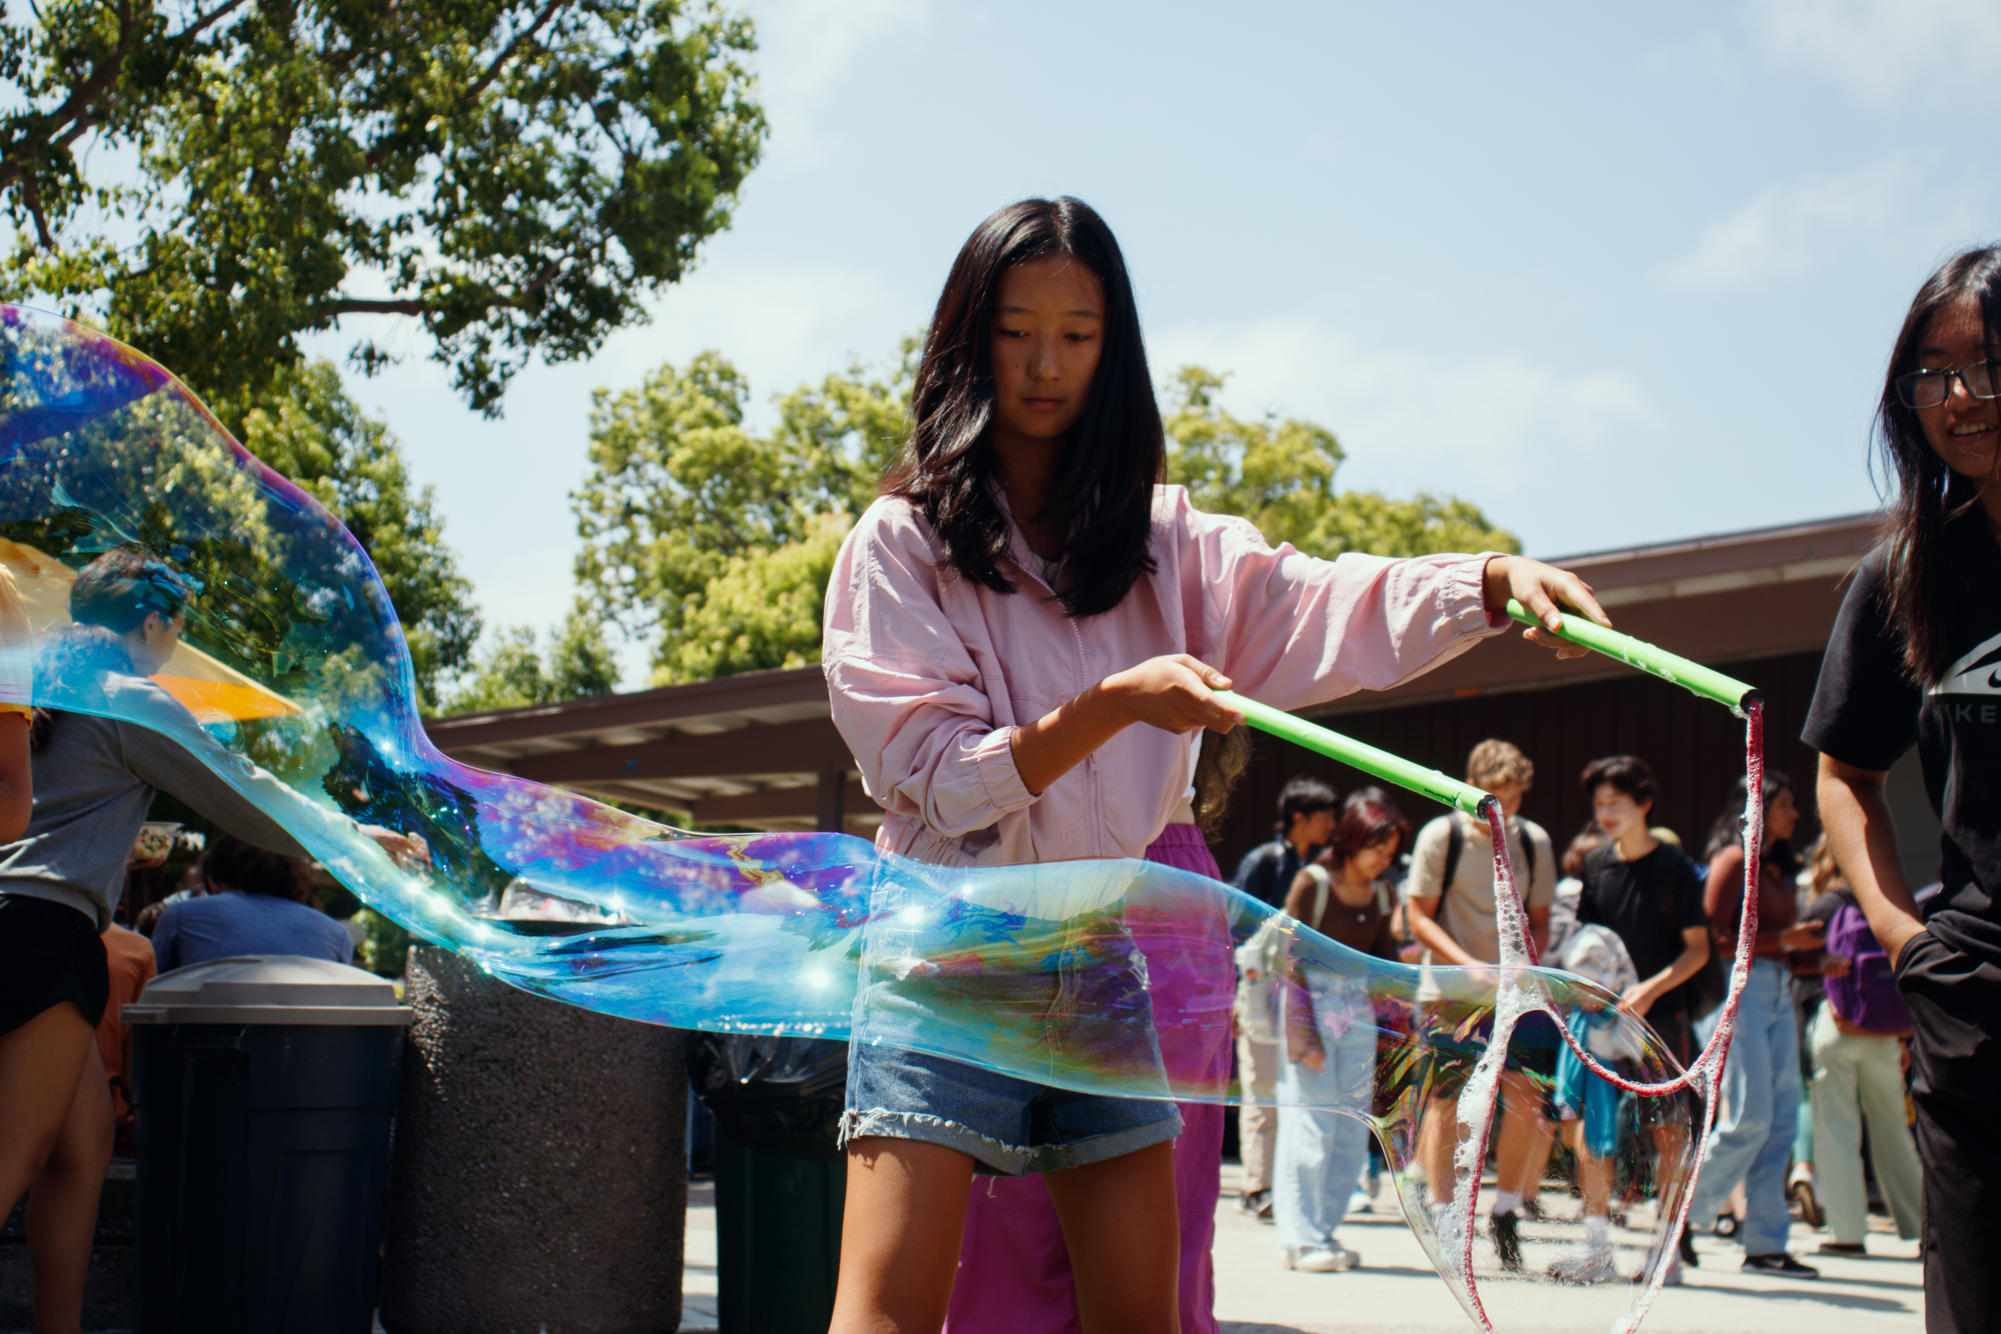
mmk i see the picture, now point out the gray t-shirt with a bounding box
[1407,810,1556,968]
[0,673,311,929]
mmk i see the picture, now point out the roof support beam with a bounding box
[507,718,853,785]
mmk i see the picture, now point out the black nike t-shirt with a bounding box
[1803,520,2001,962]
[1576,841,1709,1018]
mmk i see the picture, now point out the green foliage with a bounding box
[441,603,619,714]
[573,346,912,682]
[574,352,1515,684]
[3,0,766,418]
[240,361,479,703]
[1163,367,1519,559]
[655,510,846,682]
[354,906,412,978]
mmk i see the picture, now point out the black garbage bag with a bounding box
[689,1034,848,1158]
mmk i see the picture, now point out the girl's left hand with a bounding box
[1482,554,1611,660]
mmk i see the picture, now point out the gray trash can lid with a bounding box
[124,956,415,1027]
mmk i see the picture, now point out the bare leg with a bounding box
[1494,1071,1551,1204]
[1423,1093,1458,1207]
[27,1044,112,1334]
[1045,1139,1179,1334]
[828,1137,975,1334]
[0,1003,94,1217]
[1573,1124,1612,1220]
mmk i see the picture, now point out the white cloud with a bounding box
[1150,318,1660,496]
[1751,0,2001,102]
[1666,158,1913,289]
[746,0,929,159]
[754,0,929,105]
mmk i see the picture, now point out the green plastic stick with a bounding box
[1215,691,1495,819]
[1503,599,1759,711]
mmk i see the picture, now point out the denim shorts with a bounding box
[838,856,1187,1174]
[840,1039,1184,1176]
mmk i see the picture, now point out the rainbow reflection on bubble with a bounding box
[1,306,1711,1331]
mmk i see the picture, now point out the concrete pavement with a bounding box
[679,1164,1924,1333]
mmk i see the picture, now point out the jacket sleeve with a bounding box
[1185,502,1505,712]
[821,507,1035,840]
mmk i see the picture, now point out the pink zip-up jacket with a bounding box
[822,485,1506,868]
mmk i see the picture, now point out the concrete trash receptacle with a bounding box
[125,955,411,1334]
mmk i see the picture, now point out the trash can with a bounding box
[690,1034,848,1333]
[125,956,412,1334]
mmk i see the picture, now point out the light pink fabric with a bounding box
[823,485,1505,869]
[943,824,1232,1334]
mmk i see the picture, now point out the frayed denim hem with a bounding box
[838,1104,1183,1176]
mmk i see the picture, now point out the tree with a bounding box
[239,360,479,703]
[1163,367,1519,558]
[441,604,619,714]
[575,354,1516,684]
[573,347,911,682]
[3,0,766,419]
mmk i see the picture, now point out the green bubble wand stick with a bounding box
[1214,599,1759,807]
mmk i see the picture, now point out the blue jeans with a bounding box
[1273,971,1375,1252]
[1689,957,1801,1255]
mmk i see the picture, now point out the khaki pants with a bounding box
[1236,1030,1279,1193]
[1808,1003,1921,1246]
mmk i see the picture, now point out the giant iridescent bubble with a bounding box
[1,306,1716,1331]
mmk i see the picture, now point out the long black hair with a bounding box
[1704,768,1801,882]
[1874,245,2001,686]
[881,197,1165,617]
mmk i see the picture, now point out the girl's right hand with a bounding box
[1102,655,1244,734]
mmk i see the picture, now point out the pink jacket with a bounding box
[822,485,1505,868]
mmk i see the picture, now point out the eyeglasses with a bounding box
[1895,358,2001,410]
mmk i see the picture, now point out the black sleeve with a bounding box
[1803,551,1922,772]
[1574,846,1607,925]
[1801,890,1846,926]
[1670,852,1708,931]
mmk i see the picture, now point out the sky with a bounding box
[301,0,2001,681]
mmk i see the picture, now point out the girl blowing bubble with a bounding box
[821,196,1605,1333]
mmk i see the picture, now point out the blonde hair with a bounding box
[1466,738,1533,790]
[1808,834,1847,897]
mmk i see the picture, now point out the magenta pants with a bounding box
[943,823,1235,1334]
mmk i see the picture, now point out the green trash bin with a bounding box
[693,1034,847,1332]
[125,956,412,1334]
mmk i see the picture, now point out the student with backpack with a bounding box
[1231,776,1339,1217]
[1403,738,1557,1268]
[1803,836,1922,1257]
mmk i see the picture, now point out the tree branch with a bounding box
[465,0,565,104]
[19,173,55,251]
[173,0,253,44]
[42,0,140,151]
[319,297,434,318]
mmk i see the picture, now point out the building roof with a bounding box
[424,511,1879,831]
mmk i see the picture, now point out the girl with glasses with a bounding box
[1806,244,2001,1333]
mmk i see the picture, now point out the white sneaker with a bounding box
[1285,1242,1360,1272]
[1549,1244,1618,1284]
[1349,1189,1374,1215]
